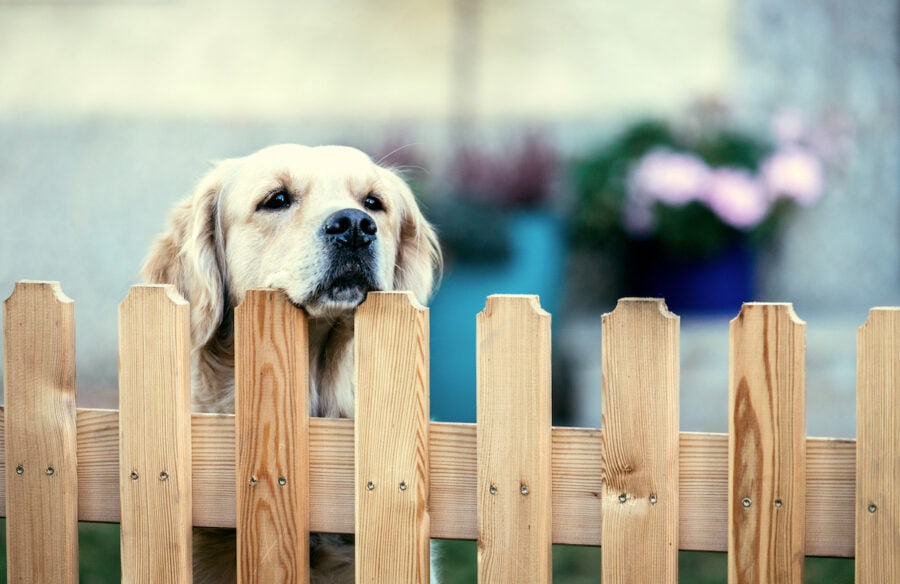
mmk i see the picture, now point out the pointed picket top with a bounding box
[856,305,900,351]
[120,282,188,309]
[359,289,426,312]
[858,305,900,332]
[4,279,73,307]
[731,301,805,327]
[356,291,428,338]
[3,279,77,396]
[856,307,900,582]
[479,293,549,320]
[602,297,678,322]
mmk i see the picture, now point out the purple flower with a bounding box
[704,168,770,229]
[627,148,711,206]
[761,148,824,206]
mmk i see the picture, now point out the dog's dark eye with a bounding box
[258,190,292,211]
[363,194,384,212]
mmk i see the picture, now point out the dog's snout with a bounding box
[323,209,377,249]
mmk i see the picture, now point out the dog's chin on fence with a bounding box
[294,277,381,318]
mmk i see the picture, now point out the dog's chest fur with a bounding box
[192,314,356,419]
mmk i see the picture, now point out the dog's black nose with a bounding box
[323,209,377,249]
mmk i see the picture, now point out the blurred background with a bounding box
[0,0,896,581]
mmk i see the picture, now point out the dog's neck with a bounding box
[192,310,356,419]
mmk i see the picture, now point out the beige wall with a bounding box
[0,0,733,396]
[0,0,732,121]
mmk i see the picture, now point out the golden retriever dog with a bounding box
[142,144,442,583]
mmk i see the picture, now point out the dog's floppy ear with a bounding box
[386,171,443,304]
[141,160,235,350]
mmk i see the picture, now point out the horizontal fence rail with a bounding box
[1,280,898,583]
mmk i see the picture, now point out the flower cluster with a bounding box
[448,133,559,208]
[625,141,823,234]
[572,111,828,258]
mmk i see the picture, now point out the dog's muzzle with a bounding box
[316,209,380,306]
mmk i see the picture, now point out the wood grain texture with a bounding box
[551,426,603,548]
[0,410,858,555]
[729,303,806,583]
[235,290,309,584]
[3,281,79,583]
[355,292,431,583]
[680,432,728,554]
[78,408,122,523]
[856,308,900,582]
[601,298,679,583]
[477,295,552,583]
[118,285,192,583]
[805,437,855,557]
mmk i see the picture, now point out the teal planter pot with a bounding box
[429,211,565,422]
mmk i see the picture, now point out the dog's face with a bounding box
[220,145,417,316]
[143,144,441,348]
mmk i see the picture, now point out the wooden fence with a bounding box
[1,280,898,582]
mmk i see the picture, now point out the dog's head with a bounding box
[142,144,441,349]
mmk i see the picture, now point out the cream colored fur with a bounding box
[141,144,442,583]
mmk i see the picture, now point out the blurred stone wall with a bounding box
[736,0,900,315]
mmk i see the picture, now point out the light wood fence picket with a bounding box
[119,285,192,583]
[1,280,898,582]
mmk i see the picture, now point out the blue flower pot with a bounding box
[628,242,755,315]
